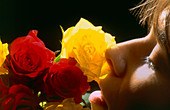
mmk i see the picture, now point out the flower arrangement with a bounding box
[0,18,116,110]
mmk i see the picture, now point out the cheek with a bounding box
[129,64,155,93]
[99,73,122,108]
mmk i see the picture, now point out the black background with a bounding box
[0,0,147,51]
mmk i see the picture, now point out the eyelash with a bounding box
[144,56,156,70]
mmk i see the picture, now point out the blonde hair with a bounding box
[131,0,170,54]
[130,0,169,26]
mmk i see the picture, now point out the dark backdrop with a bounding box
[0,0,147,51]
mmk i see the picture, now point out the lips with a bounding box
[89,90,108,110]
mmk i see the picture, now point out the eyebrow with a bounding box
[157,29,166,47]
[157,10,170,54]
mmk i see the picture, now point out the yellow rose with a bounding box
[61,18,116,82]
[0,39,9,75]
[44,98,90,110]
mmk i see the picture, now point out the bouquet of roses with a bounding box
[0,18,116,110]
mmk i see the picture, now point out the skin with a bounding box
[89,7,170,110]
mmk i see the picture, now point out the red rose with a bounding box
[43,58,89,103]
[0,78,8,98]
[0,84,42,110]
[7,30,55,87]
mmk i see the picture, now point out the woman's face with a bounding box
[90,8,170,110]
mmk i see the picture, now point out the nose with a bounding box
[105,45,126,77]
[105,33,156,77]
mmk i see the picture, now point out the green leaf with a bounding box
[53,53,61,63]
[81,93,91,107]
